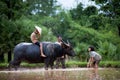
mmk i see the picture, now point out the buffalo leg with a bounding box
[44,58,50,70]
[50,61,54,69]
[8,61,13,71]
[55,58,60,69]
[8,60,21,71]
[14,65,19,70]
[61,58,66,69]
[14,61,21,70]
[44,65,48,70]
[50,58,55,69]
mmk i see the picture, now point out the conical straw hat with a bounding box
[35,26,42,35]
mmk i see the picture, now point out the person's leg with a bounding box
[94,60,100,74]
[94,63,98,74]
[40,43,46,57]
[92,61,95,68]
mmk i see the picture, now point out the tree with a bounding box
[89,15,102,29]
[0,0,27,20]
[0,0,28,62]
[83,6,98,16]
[0,0,59,62]
[70,3,84,20]
[91,0,120,36]
[26,0,58,16]
[70,3,98,27]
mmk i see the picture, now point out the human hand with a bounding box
[87,63,91,68]
[87,63,90,68]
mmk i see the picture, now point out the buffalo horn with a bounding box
[67,40,70,45]
[61,39,69,47]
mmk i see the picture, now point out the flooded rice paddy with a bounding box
[0,68,120,80]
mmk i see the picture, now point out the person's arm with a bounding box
[37,34,40,39]
[31,33,36,39]
[87,58,91,68]
[87,57,94,68]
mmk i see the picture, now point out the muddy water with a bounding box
[0,68,120,80]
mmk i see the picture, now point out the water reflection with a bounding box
[44,71,67,80]
[0,68,120,80]
[87,70,101,80]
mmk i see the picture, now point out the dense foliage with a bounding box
[0,0,120,62]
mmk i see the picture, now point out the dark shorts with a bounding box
[35,42,40,47]
[92,60,101,66]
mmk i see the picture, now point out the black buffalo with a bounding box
[8,41,75,70]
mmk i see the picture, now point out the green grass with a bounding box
[99,61,120,68]
[66,61,87,67]
[0,61,120,69]
[20,63,44,68]
[0,63,8,68]
[66,61,120,68]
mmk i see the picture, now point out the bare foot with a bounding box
[41,54,46,57]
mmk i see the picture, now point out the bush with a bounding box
[99,61,120,68]
[74,43,89,61]
[98,41,117,60]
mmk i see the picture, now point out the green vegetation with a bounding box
[0,0,120,66]
[0,61,120,68]
[66,61,120,68]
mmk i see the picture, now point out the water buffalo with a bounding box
[8,41,75,70]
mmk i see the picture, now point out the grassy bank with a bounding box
[66,61,120,68]
[0,61,120,69]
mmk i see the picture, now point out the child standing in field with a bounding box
[87,46,102,73]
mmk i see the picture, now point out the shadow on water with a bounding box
[0,68,120,80]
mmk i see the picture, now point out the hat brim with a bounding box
[35,26,42,34]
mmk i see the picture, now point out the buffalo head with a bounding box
[61,40,76,57]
